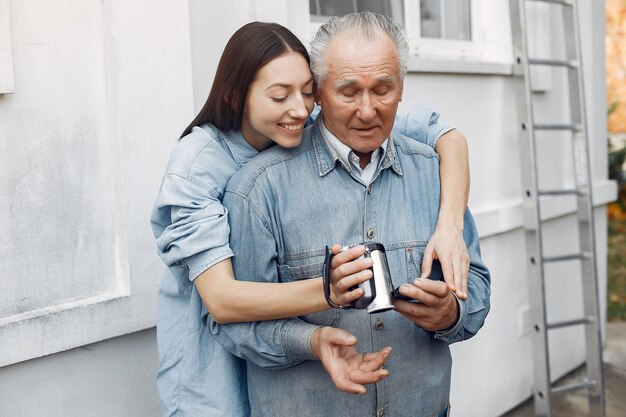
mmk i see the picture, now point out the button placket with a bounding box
[363,181,377,242]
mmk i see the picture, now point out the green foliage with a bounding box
[608,98,619,116]
[608,217,626,321]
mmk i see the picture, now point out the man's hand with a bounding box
[310,327,391,394]
[393,278,458,331]
[421,223,469,300]
[328,245,374,307]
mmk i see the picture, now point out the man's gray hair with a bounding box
[310,11,409,87]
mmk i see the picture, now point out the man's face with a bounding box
[316,32,403,160]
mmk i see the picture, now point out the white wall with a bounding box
[0,329,158,417]
[0,0,193,414]
[0,1,612,416]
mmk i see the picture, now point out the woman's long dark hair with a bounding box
[180,22,310,138]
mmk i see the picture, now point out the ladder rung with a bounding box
[533,123,582,131]
[547,316,594,330]
[538,189,581,196]
[525,0,572,6]
[528,58,579,68]
[551,379,596,395]
[543,252,590,263]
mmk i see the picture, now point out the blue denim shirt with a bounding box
[151,124,256,417]
[211,116,491,417]
[150,104,457,417]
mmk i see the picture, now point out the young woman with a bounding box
[151,21,470,417]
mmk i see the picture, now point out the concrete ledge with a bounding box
[408,56,513,76]
[473,179,618,238]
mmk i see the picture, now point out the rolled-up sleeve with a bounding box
[151,173,234,280]
[210,317,319,369]
[209,188,319,369]
[394,102,455,149]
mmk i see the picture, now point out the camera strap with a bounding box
[322,246,353,309]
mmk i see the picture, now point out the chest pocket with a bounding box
[277,255,341,328]
[405,245,444,283]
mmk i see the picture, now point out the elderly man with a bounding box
[211,11,491,417]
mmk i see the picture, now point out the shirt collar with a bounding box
[221,128,259,167]
[319,120,387,174]
[311,114,402,177]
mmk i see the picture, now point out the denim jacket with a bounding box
[151,104,459,417]
[212,116,491,417]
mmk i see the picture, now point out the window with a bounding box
[308,0,482,61]
[309,0,404,25]
[410,0,479,60]
[419,0,471,41]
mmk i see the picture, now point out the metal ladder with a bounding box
[508,0,606,416]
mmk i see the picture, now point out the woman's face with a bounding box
[241,52,315,151]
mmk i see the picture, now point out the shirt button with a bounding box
[378,410,385,417]
[375,319,383,330]
[367,227,375,239]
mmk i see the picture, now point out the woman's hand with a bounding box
[421,222,469,300]
[328,245,374,308]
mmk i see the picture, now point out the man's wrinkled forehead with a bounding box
[334,75,397,90]
[324,33,400,79]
